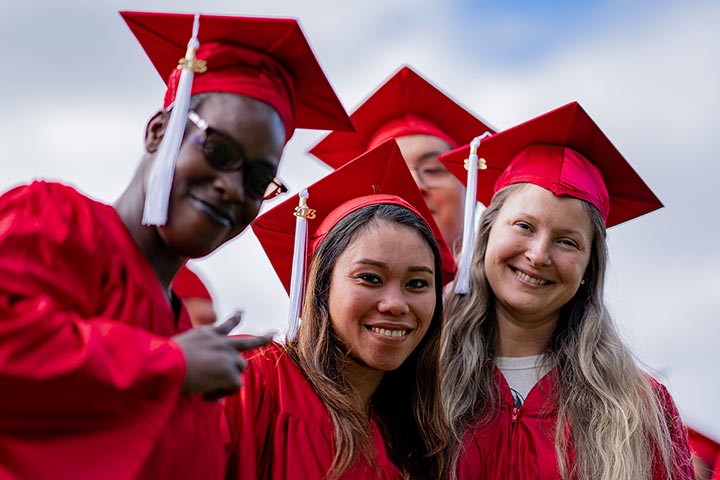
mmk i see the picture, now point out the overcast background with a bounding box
[2,0,718,438]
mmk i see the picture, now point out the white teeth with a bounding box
[515,270,548,285]
[370,327,408,338]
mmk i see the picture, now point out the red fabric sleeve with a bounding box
[688,427,720,471]
[0,182,185,429]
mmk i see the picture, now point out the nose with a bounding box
[213,170,246,204]
[525,237,552,267]
[377,286,410,317]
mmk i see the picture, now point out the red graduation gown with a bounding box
[224,342,403,479]
[457,367,694,479]
[688,427,720,479]
[0,181,227,480]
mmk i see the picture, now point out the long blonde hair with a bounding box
[286,203,447,480]
[441,184,681,480]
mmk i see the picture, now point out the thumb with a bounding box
[228,332,275,353]
[213,311,243,336]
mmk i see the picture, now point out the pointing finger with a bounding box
[213,311,244,336]
[228,333,274,353]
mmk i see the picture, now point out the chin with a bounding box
[174,238,224,258]
[367,356,407,373]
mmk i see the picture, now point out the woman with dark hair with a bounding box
[224,141,455,479]
[438,102,693,480]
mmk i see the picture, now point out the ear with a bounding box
[144,109,170,154]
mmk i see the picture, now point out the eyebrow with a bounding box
[354,259,434,274]
[556,228,586,237]
[519,213,589,238]
[417,151,446,163]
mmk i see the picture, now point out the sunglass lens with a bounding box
[204,135,243,171]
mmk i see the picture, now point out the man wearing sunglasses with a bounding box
[0,11,352,480]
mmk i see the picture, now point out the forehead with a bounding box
[499,184,594,234]
[395,134,452,165]
[196,93,286,166]
[340,218,434,264]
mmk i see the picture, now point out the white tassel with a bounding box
[454,132,492,295]
[143,13,204,226]
[287,189,315,339]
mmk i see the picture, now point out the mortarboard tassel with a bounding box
[287,189,316,340]
[454,132,492,295]
[142,13,206,226]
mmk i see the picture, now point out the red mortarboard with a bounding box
[173,265,213,302]
[440,101,663,228]
[688,427,720,469]
[309,65,495,168]
[121,11,353,140]
[122,11,353,226]
[252,140,456,336]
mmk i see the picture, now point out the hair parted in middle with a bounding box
[285,202,448,480]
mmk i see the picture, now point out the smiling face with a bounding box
[484,183,594,328]
[156,93,286,258]
[327,218,437,373]
[395,135,465,251]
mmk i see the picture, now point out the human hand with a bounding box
[172,312,273,398]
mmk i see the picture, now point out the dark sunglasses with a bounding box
[187,111,288,201]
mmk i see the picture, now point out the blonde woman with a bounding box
[439,102,693,479]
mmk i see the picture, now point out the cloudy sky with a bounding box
[2,0,718,437]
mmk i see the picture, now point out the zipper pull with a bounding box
[511,406,519,424]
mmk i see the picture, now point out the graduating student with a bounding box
[0,11,351,480]
[309,65,495,252]
[438,102,693,479]
[224,140,455,479]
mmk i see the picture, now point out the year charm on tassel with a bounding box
[464,138,488,171]
[294,196,317,220]
[178,56,207,73]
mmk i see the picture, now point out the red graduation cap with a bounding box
[440,101,663,227]
[254,139,456,290]
[121,11,353,226]
[309,65,495,168]
[440,102,663,294]
[121,10,353,140]
[253,140,456,336]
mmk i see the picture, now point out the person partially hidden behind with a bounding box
[173,264,217,327]
[0,10,351,480]
[309,65,495,254]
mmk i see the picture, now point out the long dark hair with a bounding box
[286,203,447,479]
